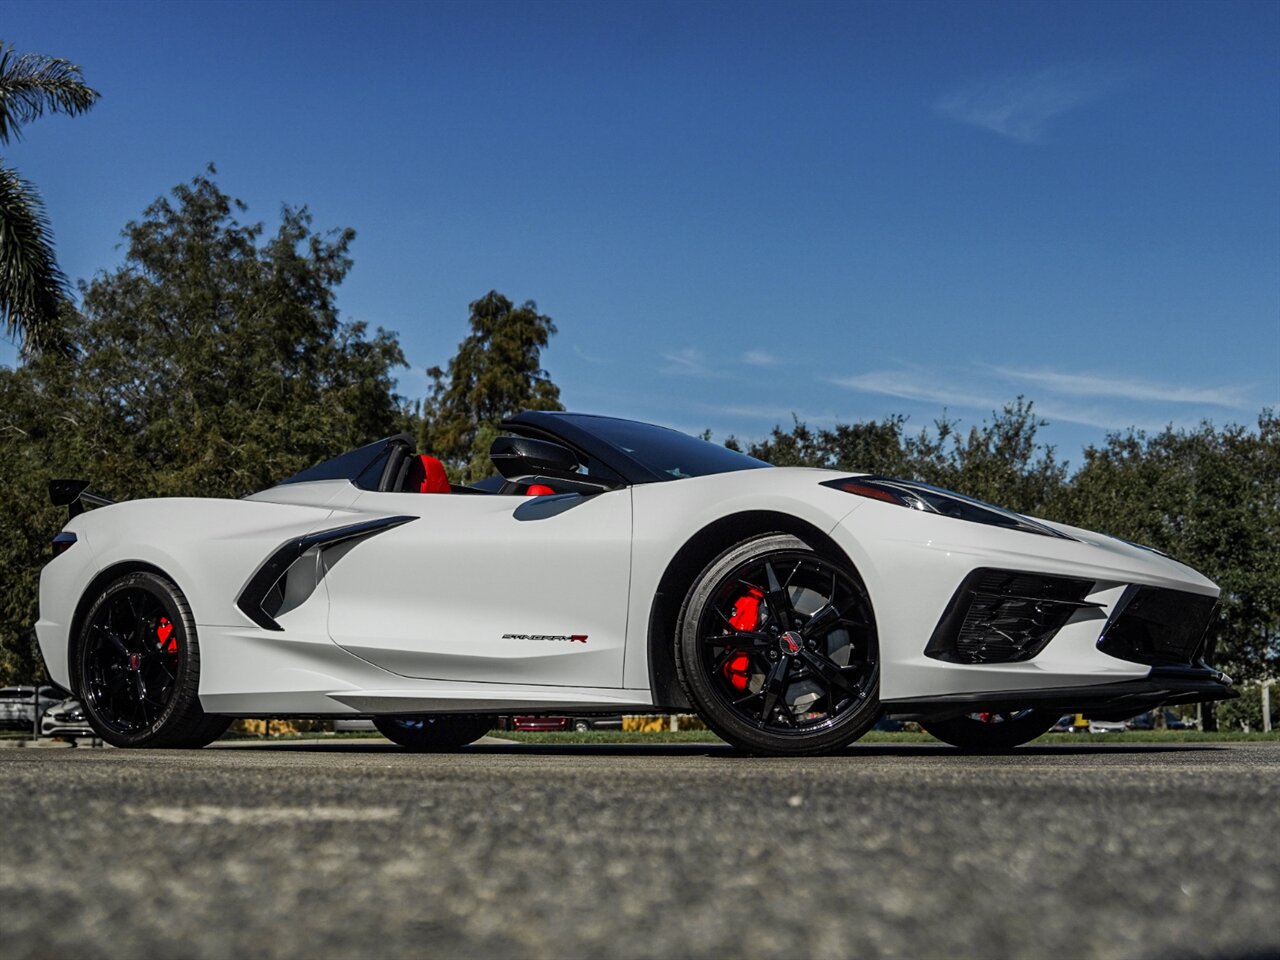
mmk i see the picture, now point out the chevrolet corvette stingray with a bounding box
[35,411,1233,755]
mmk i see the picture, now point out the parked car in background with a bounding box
[1088,719,1129,734]
[332,719,377,732]
[569,715,623,732]
[497,715,626,732]
[1127,709,1190,730]
[0,686,61,730]
[508,716,571,732]
[40,698,95,739]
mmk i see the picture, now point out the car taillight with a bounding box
[51,532,77,556]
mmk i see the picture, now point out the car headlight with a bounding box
[821,476,1075,540]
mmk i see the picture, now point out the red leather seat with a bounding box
[525,484,556,496]
[406,455,451,493]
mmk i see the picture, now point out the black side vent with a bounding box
[1097,586,1218,666]
[236,515,416,631]
[926,569,1099,664]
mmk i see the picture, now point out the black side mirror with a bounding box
[489,436,581,481]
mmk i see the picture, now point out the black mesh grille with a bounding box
[1097,587,1218,666]
[926,569,1096,665]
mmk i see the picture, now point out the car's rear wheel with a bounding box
[676,534,880,756]
[373,715,494,750]
[921,710,1057,752]
[73,571,228,748]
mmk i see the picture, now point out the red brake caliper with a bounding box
[722,588,764,691]
[156,617,177,654]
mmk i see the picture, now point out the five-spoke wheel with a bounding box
[677,534,880,755]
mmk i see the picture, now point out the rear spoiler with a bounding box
[49,479,116,519]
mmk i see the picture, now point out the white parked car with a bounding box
[40,698,95,739]
[35,412,1233,755]
[0,686,61,730]
[1087,719,1130,734]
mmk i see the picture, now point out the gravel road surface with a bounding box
[1,739,1277,959]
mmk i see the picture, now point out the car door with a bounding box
[322,487,633,688]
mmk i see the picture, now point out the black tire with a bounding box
[675,534,880,756]
[373,715,494,751]
[72,570,225,748]
[921,710,1057,752]
[573,719,591,733]
[169,714,234,749]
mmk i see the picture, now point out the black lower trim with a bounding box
[236,515,416,630]
[1096,585,1218,666]
[884,664,1236,722]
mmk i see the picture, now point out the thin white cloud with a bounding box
[572,344,610,365]
[936,64,1115,144]
[989,365,1250,408]
[698,403,840,427]
[742,350,779,367]
[830,364,1247,432]
[660,347,723,378]
[830,370,1003,411]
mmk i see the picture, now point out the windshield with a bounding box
[560,414,769,480]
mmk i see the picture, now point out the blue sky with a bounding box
[3,0,1277,466]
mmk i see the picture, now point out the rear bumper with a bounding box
[884,664,1236,722]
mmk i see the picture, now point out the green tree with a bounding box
[903,398,1067,517]
[0,41,99,352]
[739,415,912,474]
[421,290,562,480]
[0,170,409,683]
[737,399,1065,516]
[1216,682,1278,733]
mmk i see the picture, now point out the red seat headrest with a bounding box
[407,455,451,494]
[526,483,556,497]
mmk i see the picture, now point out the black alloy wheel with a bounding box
[373,714,495,751]
[74,571,230,748]
[921,709,1057,752]
[676,534,880,755]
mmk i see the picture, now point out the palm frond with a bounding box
[0,42,101,145]
[0,162,68,352]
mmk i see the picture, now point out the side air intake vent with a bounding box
[925,569,1099,664]
[237,515,416,631]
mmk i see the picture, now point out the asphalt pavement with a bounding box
[1,738,1277,960]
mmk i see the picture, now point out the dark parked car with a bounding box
[569,715,623,732]
[1127,709,1190,730]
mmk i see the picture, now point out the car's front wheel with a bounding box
[72,570,230,748]
[373,715,494,750]
[921,710,1057,752]
[676,534,880,756]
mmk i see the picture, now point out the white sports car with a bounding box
[35,412,1233,755]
